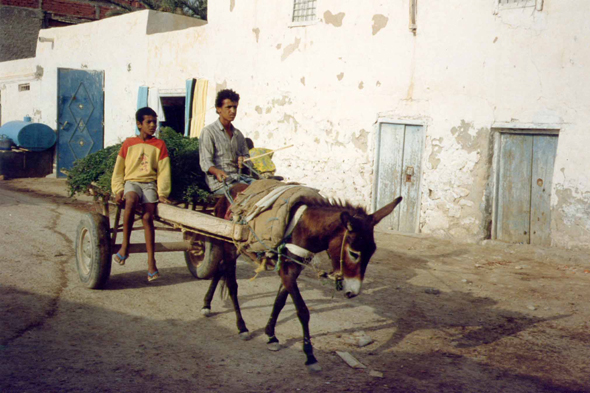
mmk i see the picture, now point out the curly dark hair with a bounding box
[135,107,157,123]
[215,89,240,108]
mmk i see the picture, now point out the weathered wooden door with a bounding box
[373,123,423,232]
[57,69,104,177]
[495,132,558,245]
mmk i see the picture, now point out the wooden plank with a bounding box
[399,125,423,233]
[156,204,248,241]
[496,134,533,244]
[530,135,558,246]
[375,123,404,231]
[113,242,193,254]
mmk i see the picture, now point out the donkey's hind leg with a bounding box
[201,270,222,317]
[265,284,289,351]
[224,256,250,340]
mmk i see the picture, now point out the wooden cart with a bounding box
[74,198,249,289]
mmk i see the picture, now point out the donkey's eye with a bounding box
[348,250,360,261]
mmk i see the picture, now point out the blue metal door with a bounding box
[57,69,104,177]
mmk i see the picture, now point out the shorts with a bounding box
[124,181,158,204]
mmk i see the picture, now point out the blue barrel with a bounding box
[0,117,56,151]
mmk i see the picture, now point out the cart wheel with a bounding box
[75,213,112,289]
[184,232,223,279]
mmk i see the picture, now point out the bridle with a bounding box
[334,229,349,291]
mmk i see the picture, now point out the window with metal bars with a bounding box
[292,0,317,23]
[498,0,536,8]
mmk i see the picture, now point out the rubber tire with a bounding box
[184,232,223,279]
[75,213,112,289]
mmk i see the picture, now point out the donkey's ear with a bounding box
[340,212,355,232]
[371,196,403,226]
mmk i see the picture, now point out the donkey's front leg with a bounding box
[280,264,321,372]
[289,282,321,371]
[225,257,249,340]
[265,284,289,351]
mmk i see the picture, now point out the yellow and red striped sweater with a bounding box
[111,136,171,198]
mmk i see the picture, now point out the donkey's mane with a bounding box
[297,196,369,217]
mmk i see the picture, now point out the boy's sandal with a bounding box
[114,252,128,266]
[147,270,160,282]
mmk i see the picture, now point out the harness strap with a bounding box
[284,205,307,239]
[285,243,314,261]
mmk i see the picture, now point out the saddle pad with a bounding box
[230,179,322,253]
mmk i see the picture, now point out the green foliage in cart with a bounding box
[66,127,212,204]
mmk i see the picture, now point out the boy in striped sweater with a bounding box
[111,107,172,282]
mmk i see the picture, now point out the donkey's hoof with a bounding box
[267,342,281,352]
[307,362,322,373]
[201,308,211,317]
[239,331,251,341]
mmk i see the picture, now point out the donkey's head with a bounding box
[328,196,402,298]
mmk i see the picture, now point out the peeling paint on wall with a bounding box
[300,77,305,86]
[451,120,488,153]
[552,186,590,248]
[372,14,388,35]
[352,129,368,152]
[421,121,492,243]
[279,114,299,132]
[429,137,443,170]
[272,96,292,107]
[276,43,281,50]
[255,105,262,114]
[337,72,344,81]
[324,11,345,27]
[252,28,260,43]
[358,81,364,89]
[281,38,300,61]
[230,0,235,12]
[216,81,227,92]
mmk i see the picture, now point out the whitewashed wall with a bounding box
[0,58,42,124]
[1,1,590,248]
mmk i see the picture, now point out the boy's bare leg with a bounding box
[118,192,139,261]
[143,202,158,275]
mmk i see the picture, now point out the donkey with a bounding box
[201,183,402,371]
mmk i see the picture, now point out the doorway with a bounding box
[57,68,104,177]
[160,96,186,135]
[372,122,424,233]
[493,130,559,245]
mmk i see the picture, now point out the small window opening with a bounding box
[292,0,317,23]
[19,84,30,92]
[160,96,185,135]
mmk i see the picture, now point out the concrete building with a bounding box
[1,0,589,249]
[0,0,139,62]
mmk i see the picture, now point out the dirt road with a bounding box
[1,178,589,392]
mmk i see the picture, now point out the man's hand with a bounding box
[209,167,228,182]
[115,190,124,205]
[237,156,245,169]
[159,195,171,204]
